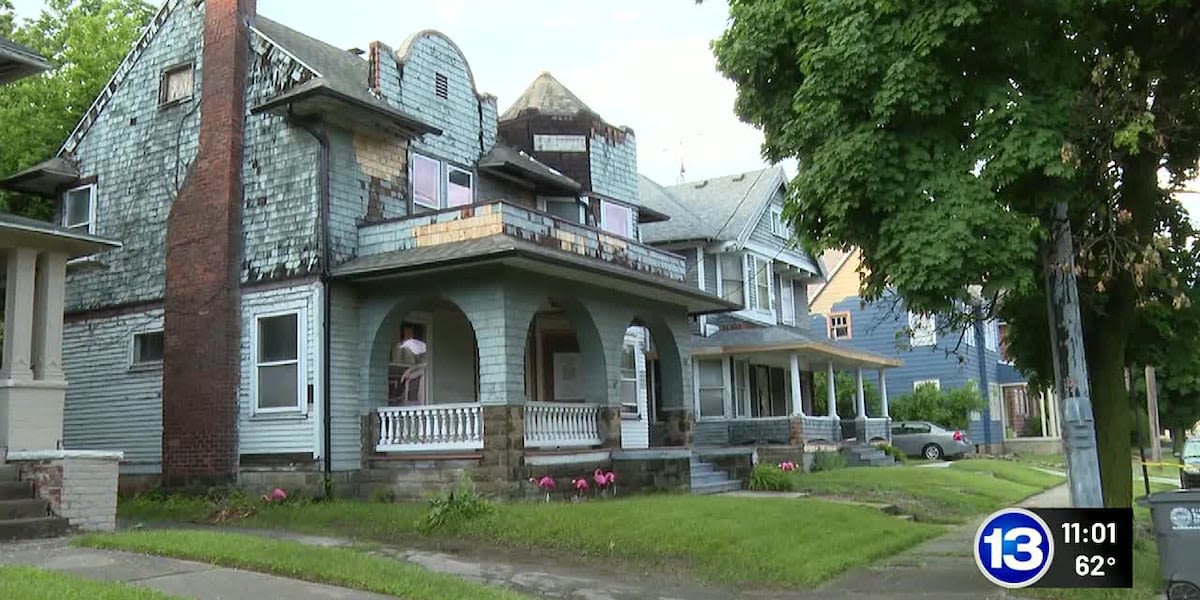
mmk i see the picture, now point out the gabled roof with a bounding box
[638,165,787,245]
[500,71,595,121]
[0,35,51,84]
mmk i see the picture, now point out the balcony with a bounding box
[352,201,688,284]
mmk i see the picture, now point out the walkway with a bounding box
[0,537,392,600]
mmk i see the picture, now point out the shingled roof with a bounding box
[500,71,596,121]
[0,34,51,84]
[638,165,788,244]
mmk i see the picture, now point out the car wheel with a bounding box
[1168,582,1200,600]
[922,444,944,460]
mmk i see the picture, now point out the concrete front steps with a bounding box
[0,463,68,540]
[843,444,899,467]
[689,456,741,495]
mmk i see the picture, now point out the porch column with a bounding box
[825,362,837,418]
[1,248,37,382]
[1039,387,1049,439]
[854,367,867,441]
[789,353,803,417]
[31,252,68,381]
[879,369,890,418]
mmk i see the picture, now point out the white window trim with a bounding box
[619,332,641,419]
[128,328,164,369]
[252,309,307,415]
[913,379,941,391]
[770,206,786,237]
[780,276,795,326]
[599,200,635,239]
[694,358,728,421]
[62,183,96,234]
[744,253,774,315]
[411,152,441,210]
[445,164,475,207]
[908,311,937,347]
[828,311,852,340]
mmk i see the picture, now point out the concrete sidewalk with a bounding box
[0,537,393,600]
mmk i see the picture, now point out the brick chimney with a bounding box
[162,0,255,486]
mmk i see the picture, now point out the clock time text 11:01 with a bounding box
[1062,521,1117,545]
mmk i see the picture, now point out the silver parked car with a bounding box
[890,421,972,460]
[1180,438,1200,489]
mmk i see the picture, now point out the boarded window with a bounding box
[412,153,441,209]
[159,64,193,105]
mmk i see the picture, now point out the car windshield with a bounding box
[1185,441,1200,459]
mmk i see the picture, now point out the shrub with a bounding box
[809,450,848,473]
[419,473,495,532]
[879,444,908,464]
[748,465,795,491]
[205,489,258,523]
[890,381,985,431]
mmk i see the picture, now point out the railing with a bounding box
[865,417,892,442]
[524,402,602,449]
[802,415,841,444]
[376,403,483,452]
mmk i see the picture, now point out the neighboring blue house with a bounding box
[808,249,1012,447]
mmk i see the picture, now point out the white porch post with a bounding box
[1039,387,1049,439]
[1,248,37,382]
[855,367,866,418]
[879,369,890,418]
[826,362,837,418]
[31,252,67,381]
[789,353,803,417]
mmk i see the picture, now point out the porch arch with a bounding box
[364,296,480,407]
[521,296,607,405]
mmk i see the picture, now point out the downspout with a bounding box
[293,109,333,482]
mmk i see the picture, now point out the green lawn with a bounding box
[75,530,531,600]
[0,565,184,600]
[791,459,1065,523]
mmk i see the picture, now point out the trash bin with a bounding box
[1139,490,1200,600]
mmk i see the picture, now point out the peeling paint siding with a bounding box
[239,284,319,455]
[63,3,205,312]
[328,283,361,471]
[396,35,489,166]
[62,310,164,474]
[588,131,637,203]
[241,32,321,283]
[327,129,365,266]
[478,172,534,207]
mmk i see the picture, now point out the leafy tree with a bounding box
[0,0,154,219]
[712,0,1200,507]
[812,370,880,417]
[890,382,985,432]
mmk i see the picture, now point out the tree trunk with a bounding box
[1085,324,1134,508]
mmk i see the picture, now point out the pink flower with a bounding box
[778,461,797,472]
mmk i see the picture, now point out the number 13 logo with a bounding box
[974,508,1055,588]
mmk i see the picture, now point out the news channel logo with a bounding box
[973,507,1055,589]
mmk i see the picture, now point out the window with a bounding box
[719,253,744,304]
[434,72,449,99]
[984,321,998,352]
[446,166,473,207]
[913,379,941,391]
[744,254,772,313]
[909,312,937,347]
[770,206,787,237]
[255,312,303,412]
[733,359,750,417]
[906,422,933,434]
[411,153,441,209]
[619,340,638,416]
[998,322,1013,363]
[130,330,164,367]
[780,277,796,325]
[159,63,194,106]
[600,201,634,238]
[541,197,583,223]
[696,359,725,418]
[388,320,428,406]
[828,312,851,340]
[62,184,95,233]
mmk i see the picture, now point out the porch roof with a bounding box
[690,325,902,369]
[0,211,121,257]
[331,233,739,315]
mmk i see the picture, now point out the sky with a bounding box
[7,0,1198,220]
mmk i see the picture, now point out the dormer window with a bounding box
[435,72,448,99]
[62,183,95,233]
[600,201,634,239]
[159,63,194,107]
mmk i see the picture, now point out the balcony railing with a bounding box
[376,403,483,452]
[357,201,687,282]
[524,402,602,449]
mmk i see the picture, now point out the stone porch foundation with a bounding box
[9,450,122,532]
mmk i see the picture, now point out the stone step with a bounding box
[0,481,32,501]
[0,517,68,541]
[690,472,730,486]
[692,480,742,495]
[688,463,715,476]
[0,499,49,520]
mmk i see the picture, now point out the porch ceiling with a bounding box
[690,326,902,370]
[331,233,739,314]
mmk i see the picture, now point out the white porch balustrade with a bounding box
[376,403,483,452]
[524,402,602,448]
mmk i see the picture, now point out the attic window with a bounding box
[159,63,194,107]
[435,72,448,99]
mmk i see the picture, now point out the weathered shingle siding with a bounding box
[479,173,535,207]
[62,3,205,312]
[589,130,637,203]
[394,34,492,167]
[62,309,164,474]
[241,31,322,283]
[238,284,320,456]
[746,194,821,276]
[328,283,362,471]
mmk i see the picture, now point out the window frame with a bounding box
[539,196,585,224]
[62,183,96,234]
[619,333,640,418]
[410,152,442,210]
[770,206,786,237]
[743,254,774,314]
[997,322,1014,364]
[695,358,727,419]
[780,276,796,325]
[828,312,852,340]
[445,164,474,207]
[599,200,635,239]
[912,378,941,391]
[908,312,937,347]
[252,309,306,415]
[128,329,165,369]
[158,61,195,108]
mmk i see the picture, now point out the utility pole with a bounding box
[1145,365,1162,464]
[1044,201,1104,508]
